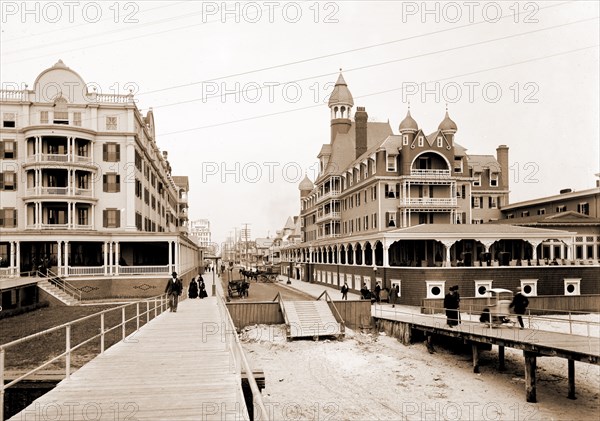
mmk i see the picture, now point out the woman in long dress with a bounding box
[188,276,199,299]
[198,276,207,299]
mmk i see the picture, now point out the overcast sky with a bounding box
[1,1,598,249]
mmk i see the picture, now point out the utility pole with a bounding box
[242,223,251,268]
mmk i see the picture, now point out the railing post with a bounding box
[136,302,140,331]
[569,312,572,335]
[146,300,150,323]
[122,307,126,341]
[154,298,157,318]
[100,313,105,354]
[66,325,71,379]
[1,348,5,421]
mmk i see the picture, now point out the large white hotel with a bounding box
[0,60,199,298]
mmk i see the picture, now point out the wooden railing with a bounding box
[317,290,346,335]
[44,269,82,301]
[217,294,270,420]
[272,292,291,336]
[0,294,168,420]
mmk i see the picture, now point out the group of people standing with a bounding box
[188,274,208,300]
[164,272,208,312]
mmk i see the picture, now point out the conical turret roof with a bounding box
[328,72,354,107]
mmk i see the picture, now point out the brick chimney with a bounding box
[355,107,368,159]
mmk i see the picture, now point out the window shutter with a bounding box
[103,174,107,192]
[13,142,17,159]
[0,142,4,157]
[103,210,108,227]
[116,210,121,228]
[116,144,121,161]
[116,175,120,192]
[0,173,4,189]
[0,209,4,226]
[396,183,400,197]
[103,144,107,161]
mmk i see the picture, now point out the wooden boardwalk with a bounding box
[373,306,599,362]
[9,297,248,421]
[373,305,599,402]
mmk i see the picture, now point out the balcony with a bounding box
[409,169,451,178]
[316,211,341,223]
[26,223,93,230]
[25,187,93,198]
[319,233,341,239]
[316,190,340,204]
[399,198,457,207]
[25,154,92,165]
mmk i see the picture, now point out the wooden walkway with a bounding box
[9,297,247,421]
[373,306,599,362]
[281,300,342,339]
[373,306,599,402]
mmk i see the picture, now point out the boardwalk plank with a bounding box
[9,298,248,421]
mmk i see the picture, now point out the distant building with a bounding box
[496,179,600,261]
[189,219,212,248]
[0,60,199,298]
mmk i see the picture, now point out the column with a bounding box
[64,241,69,277]
[168,241,173,272]
[10,241,16,275]
[103,242,108,276]
[109,242,113,275]
[57,240,62,276]
[15,241,20,274]
[174,241,180,274]
[115,242,120,276]
[529,240,541,261]
[383,242,389,267]
[441,240,454,267]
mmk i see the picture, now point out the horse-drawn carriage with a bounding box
[228,279,249,298]
[240,267,279,283]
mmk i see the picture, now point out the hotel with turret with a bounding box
[282,74,599,304]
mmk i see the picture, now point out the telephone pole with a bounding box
[242,223,251,268]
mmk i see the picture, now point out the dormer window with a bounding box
[386,154,397,172]
[490,172,498,187]
[473,173,481,187]
[418,136,424,147]
[437,137,443,147]
[403,134,409,146]
[53,97,69,124]
[454,158,463,173]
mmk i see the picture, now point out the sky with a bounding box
[1,1,598,249]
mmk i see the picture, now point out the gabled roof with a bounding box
[384,223,575,239]
[283,216,296,230]
[454,142,468,156]
[171,176,189,190]
[317,120,392,182]
[493,211,600,226]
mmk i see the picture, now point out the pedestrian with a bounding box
[341,282,349,300]
[360,283,370,300]
[452,285,461,325]
[165,272,183,312]
[390,284,399,308]
[188,276,199,299]
[444,286,459,327]
[509,287,530,329]
[374,281,382,303]
[198,275,207,299]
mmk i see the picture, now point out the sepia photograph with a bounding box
[0,1,598,420]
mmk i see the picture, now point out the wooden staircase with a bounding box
[279,297,344,339]
[37,271,81,306]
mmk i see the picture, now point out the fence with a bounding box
[0,294,167,420]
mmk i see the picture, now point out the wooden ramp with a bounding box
[281,300,343,339]
[9,298,248,421]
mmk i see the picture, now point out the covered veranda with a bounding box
[282,224,577,268]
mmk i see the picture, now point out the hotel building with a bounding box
[0,60,199,299]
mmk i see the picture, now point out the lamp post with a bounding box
[207,256,220,297]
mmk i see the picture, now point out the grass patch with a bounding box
[0,302,162,371]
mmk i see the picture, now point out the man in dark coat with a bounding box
[198,276,207,299]
[510,287,529,329]
[165,272,183,312]
[341,282,349,300]
[444,286,460,327]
